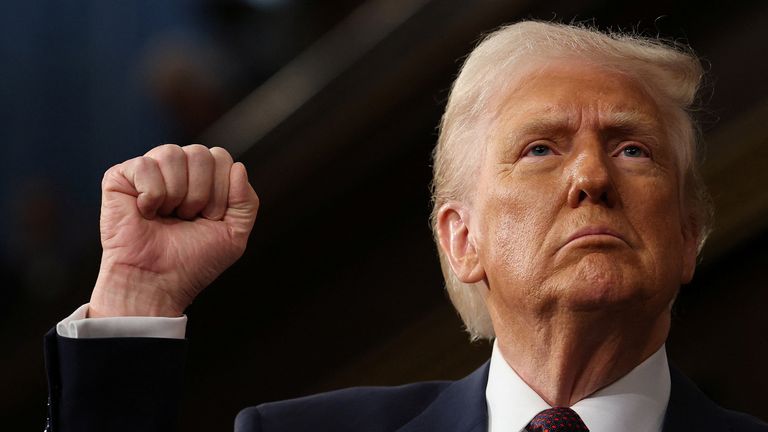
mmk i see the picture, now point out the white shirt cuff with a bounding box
[56,304,187,339]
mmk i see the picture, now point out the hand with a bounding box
[88,144,259,317]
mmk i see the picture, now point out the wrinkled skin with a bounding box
[438,61,698,405]
[90,144,259,318]
[476,62,697,318]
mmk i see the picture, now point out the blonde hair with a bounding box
[431,21,712,340]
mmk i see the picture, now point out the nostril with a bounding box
[600,191,613,207]
[576,189,612,206]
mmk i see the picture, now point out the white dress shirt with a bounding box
[58,305,670,431]
[486,340,670,432]
[57,304,187,339]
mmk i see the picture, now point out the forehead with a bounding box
[492,60,664,135]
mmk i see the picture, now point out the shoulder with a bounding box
[236,381,452,432]
[666,366,768,431]
[720,408,768,432]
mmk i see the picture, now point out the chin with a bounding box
[557,253,651,311]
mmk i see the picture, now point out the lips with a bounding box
[562,226,627,248]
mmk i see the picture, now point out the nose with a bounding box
[566,144,615,208]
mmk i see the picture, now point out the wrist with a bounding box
[90,260,186,318]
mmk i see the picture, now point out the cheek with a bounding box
[630,178,683,239]
[476,184,556,287]
[622,178,686,281]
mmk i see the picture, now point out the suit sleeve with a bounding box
[44,328,187,432]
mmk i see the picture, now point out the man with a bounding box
[44,21,768,431]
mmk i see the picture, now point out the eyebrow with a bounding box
[514,116,572,137]
[600,110,662,137]
[507,108,662,143]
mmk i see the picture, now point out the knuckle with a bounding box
[101,165,121,188]
[151,143,184,161]
[184,143,208,154]
[210,146,234,164]
[133,155,158,171]
[184,144,214,165]
[159,143,181,151]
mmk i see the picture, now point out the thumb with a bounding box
[224,162,259,238]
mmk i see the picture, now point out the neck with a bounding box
[493,308,669,407]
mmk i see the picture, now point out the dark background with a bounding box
[2,0,767,430]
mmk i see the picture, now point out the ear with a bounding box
[680,217,699,284]
[436,203,485,283]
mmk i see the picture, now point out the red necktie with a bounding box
[525,407,589,432]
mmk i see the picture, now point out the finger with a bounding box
[202,147,234,220]
[224,162,260,241]
[176,144,215,220]
[110,156,166,219]
[144,144,188,216]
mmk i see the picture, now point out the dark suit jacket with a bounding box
[44,328,768,432]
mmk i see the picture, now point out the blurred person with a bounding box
[43,21,768,432]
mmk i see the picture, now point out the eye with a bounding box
[524,143,555,157]
[615,143,650,159]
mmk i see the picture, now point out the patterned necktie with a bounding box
[525,407,589,432]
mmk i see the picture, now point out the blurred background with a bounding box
[1,0,767,429]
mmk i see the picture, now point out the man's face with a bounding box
[470,61,698,322]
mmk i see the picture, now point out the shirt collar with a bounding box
[485,340,670,432]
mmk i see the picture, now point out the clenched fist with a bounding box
[89,144,259,318]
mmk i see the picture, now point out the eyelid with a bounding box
[613,141,652,158]
[521,141,560,157]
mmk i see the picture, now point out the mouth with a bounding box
[562,226,628,249]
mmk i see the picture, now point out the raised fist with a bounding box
[88,144,259,318]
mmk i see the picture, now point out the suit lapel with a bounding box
[397,362,490,432]
[662,366,731,432]
[395,360,736,432]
